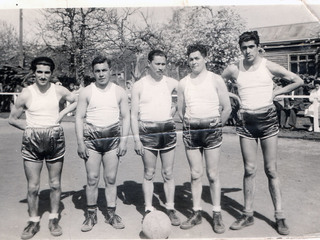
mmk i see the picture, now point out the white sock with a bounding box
[49,213,59,220]
[29,216,40,222]
[212,206,221,212]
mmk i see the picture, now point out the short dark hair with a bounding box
[31,57,55,72]
[148,50,167,62]
[239,31,260,46]
[187,44,207,57]
[91,56,111,70]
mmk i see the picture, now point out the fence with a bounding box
[1,93,319,132]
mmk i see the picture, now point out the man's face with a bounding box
[188,51,206,74]
[148,55,166,80]
[93,62,111,86]
[34,64,52,87]
[240,40,259,62]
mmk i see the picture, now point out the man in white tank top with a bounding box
[222,31,303,235]
[9,57,77,239]
[75,56,130,232]
[131,50,181,226]
[178,44,231,233]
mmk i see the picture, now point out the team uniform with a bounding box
[235,58,279,139]
[84,82,120,153]
[182,71,222,149]
[22,83,65,162]
[138,75,176,151]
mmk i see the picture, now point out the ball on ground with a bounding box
[142,210,171,239]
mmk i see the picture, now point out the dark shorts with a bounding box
[236,104,279,140]
[84,122,120,153]
[183,117,222,149]
[139,120,177,151]
[22,126,65,162]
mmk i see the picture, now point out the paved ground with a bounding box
[0,117,320,240]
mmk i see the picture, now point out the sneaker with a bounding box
[167,209,181,226]
[21,221,40,240]
[180,210,202,230]
[49,218,62,236]
[230,214,254,230]
[105,208,125,229]
[81,209,97,232]
[141,210,151,223]
[212,212,225,234]
[276,218,289,235]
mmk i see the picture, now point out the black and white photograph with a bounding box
[0,0,320,239]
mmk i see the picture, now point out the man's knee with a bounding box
[49,180,61,191]
[244,165,257,178]
[87,173,99,187]
[265,167,278,179]
[104,175,117,185]
[162,168,173,182]
[207,169,219,183]
[144,168,155,181]
[27,184,40,196]
[191,168,203,181]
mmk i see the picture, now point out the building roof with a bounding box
[253,22,320,44]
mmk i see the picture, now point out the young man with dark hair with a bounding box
[178,44,231,233]
[222,31,303,235]
[130,50,181,226]
[75,55,130,232]
[9,56,77,239]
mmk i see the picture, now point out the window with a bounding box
[289,54,316,75]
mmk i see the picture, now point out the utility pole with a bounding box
[19,9,24,68]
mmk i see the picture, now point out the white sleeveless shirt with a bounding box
[26,83,60,128]
[139,76,172,121]
[86,82,119,127]
[184,71,220,119]
[237,58,274,109]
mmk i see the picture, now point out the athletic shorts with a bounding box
[139,119,177,151]
[183,117,222,149]
[21,126,65,162]
[84,122,120,153]
[236,104,279,140]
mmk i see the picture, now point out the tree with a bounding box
[159,6,246,75]
[0,21,19,64]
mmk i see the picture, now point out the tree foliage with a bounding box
[151,6,246,74]
[0,21,19,64]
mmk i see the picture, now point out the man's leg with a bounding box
[24,160,43,218]
[159,148,180,226]
[180,148,203,229]
[46,158,64,236]
[102,149,125,229]
[260,135,289,235]
[46,158,63,215]
[230,136,258,230]
[204,147,225,233]
[21,160,43,239]
[81,150,101,232]
[142,149,158,213]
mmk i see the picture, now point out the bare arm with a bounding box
[117,87,130,157]
[216,76,232,126]
[8,88,29,130]
[169,78,179,118]
[177,79,186,122]
[130,81,144,156]
[56,86,78,124]
[222,64,242,105]
[75,88,89,160]
[267,61,304,97]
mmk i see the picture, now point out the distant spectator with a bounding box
[280,87,303,130]
[305,79,320,131]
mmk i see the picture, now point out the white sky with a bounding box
[0,0,319,41]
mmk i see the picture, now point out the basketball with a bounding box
[142,210,171,239]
